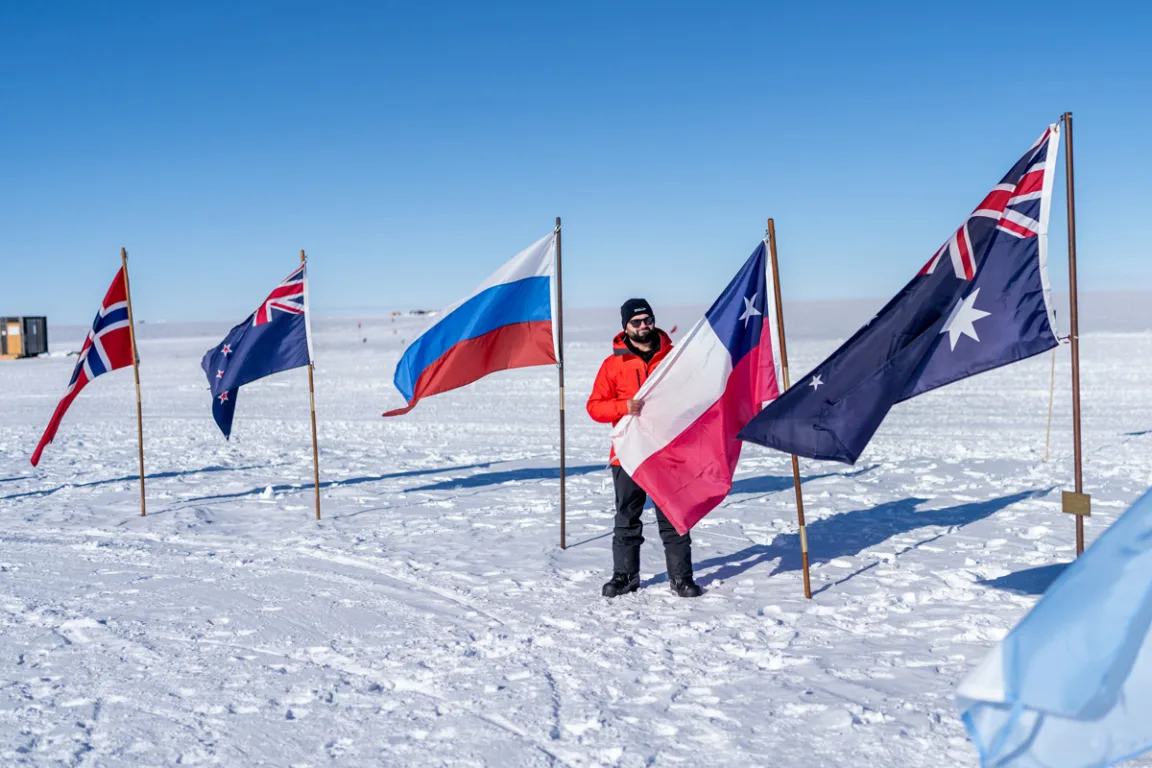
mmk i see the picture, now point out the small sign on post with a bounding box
[1062,491,1091,517]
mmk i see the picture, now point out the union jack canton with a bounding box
[201,263,313,439]
[920,127,1055,280]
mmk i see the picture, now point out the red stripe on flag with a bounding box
[973,189,1012,214]
[91,325,135,371]
[919,244,946,276]
[265,284,303,301]
[630,345,765,535]
[998,218,1036,238]
[105,267,128,305]
[957,228,975,280]
[31,373,88,466]
[383,320,555,416]
[1014,170,1045,197]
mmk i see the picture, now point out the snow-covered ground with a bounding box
[2,311,1151,766]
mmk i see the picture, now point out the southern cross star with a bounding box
[941,288,992,351]
[809,374,823,391]
[739,294,762,327]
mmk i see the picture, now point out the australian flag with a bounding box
[202,263,312,438]
[739,125,1062,464]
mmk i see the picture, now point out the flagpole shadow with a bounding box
[979,562,1070,596]
[565,530,613,548]
[723,465,875,504]
[0,464,284,501]
[180,460,500,503]
[406,464,602,492]
[641,488,1049,589]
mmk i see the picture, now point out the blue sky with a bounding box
[2,1,1149,324]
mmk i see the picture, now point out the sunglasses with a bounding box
[628,317,655,328]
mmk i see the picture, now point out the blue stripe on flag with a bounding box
[703,241,768,366]
[93,307,129,334]
[85,346,108,378]
[393,276,552,401]
[1008,198,1041,221]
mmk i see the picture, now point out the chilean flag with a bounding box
[611,240,783,534]
[384,231,558,416]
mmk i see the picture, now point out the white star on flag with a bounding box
[941,288,992,351]
[222,344,232,355]
[809,374,823,391]
[216,369,224,379]
[739,294,762,327]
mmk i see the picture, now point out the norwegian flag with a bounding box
[740,125,1062,464]
[32,268,136,466]
[201,263,313,438]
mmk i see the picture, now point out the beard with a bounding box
[625,326,654,344]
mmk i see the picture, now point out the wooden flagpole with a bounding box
[767,220,812,598]
[301,249,321,520]
[1044,347,1056,462]
[120,247,146,517]
[556,217,567,549]
[1059,113,1089,554]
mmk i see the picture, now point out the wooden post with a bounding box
[1060,113,1089,555]
[767,220,812,598]
[302,249,321,520]
[556,217,567,549]
[121,248,146,517]
[1044,347,1056,462]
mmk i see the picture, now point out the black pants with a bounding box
[612,465,693,581]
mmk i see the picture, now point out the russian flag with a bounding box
[384,231,558,416]
[611,240,783,534]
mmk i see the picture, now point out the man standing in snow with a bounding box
[586,299,702,599]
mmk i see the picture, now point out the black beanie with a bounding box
[620,298,653,328]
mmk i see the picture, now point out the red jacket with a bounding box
[586,329,674,464]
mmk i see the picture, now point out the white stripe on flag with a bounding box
[612,319,734,474]
[444,233,555,316]
[410,231,557,348]
[96,319,129,337]
[1000,208,1041,232]
[91,334,112,372]
[761,238,785,400]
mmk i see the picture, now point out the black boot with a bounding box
[602,572,639,598]
[670,576,702,598]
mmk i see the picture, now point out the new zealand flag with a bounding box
[738,126,1062,464]
[202,263,312,438]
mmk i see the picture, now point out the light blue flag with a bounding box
[957,488,1152,767]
